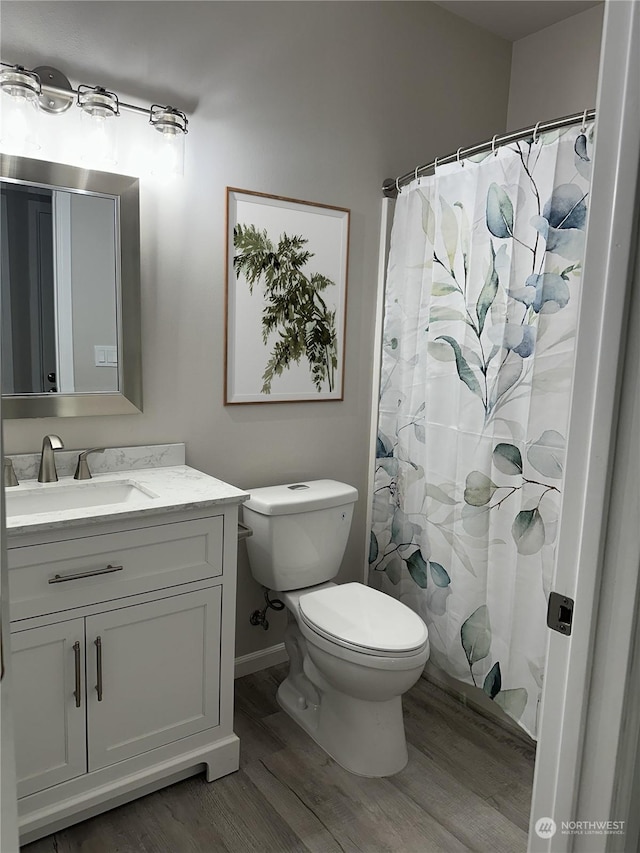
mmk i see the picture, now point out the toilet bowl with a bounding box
[243,480,430,777]
[279,583,429,776]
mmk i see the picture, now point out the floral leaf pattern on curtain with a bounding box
[370,126,594,737]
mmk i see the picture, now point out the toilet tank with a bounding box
[243,480,358,591]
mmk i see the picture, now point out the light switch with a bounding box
[94,346,118,367]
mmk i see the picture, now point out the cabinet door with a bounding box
[11,619,87,797]
[86,587,221,771]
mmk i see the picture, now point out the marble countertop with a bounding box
[8,442,186,482]
[6,465,249,538]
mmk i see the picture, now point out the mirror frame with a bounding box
[1,154,142,418]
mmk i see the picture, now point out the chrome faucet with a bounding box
[3,457,18,487]
[38,435,64,483]
[74,448,105,480]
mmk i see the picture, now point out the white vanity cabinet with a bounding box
[7,496,243,845]
[12,587,222,797]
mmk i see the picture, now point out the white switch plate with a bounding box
[94,346,118,367]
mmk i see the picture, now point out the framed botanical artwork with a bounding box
[225,188,350,404]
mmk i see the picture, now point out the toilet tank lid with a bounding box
[244,479,358,516]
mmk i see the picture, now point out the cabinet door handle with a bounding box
[95,636,103,701]
[73,640,82,708]
[48,564,123,584]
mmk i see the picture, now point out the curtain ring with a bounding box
[414,165,420,185]
[434,155,439,171]
[456,147,464,167]
[395,177,401,195]
[491,135,498,156]
[532,121,541,144]
[581,108,589,132]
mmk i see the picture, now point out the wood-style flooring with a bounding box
[23,664,535,853]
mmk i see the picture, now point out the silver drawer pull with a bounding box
[48,564,124,584]
[73,641,82,708]
[95,636,103,701]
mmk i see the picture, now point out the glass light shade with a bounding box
[0,67,41,154]
[149,106,187,177]
[78,86,118,168]
[79,108,117,167]
[150,129,185,177]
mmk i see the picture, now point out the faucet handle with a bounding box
[74,448,106,481]
[3,457,19,488]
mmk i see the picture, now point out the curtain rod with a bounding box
[382,108,596,198]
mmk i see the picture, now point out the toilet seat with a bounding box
[298,582,428,657]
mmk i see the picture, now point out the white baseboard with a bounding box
[234,643,288,679]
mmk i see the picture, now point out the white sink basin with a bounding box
[5,480,157,518]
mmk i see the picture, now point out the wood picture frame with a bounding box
[225,188,350,404]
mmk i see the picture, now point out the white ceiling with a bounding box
[433,0,602,42]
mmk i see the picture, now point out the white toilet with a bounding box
[243,479,430,777]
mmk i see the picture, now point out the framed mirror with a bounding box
[0,154,142,418]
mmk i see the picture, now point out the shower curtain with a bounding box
[369,124,594,738]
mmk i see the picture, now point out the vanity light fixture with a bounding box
[0,61,188,174]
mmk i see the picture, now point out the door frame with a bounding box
[1,192,15,393]
[529,1,640,850]
[52,190,74,393]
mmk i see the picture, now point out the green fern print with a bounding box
[233,223,338,393]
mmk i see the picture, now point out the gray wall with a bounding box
[507,4,604,129]
[1,1,512,658]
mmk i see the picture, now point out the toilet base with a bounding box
[277,672,409,778]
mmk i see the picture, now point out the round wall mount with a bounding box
[33,65,73,114]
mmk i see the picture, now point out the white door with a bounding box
[86,587,222,771]
[10,619,87,798]
[529,2,640,851]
